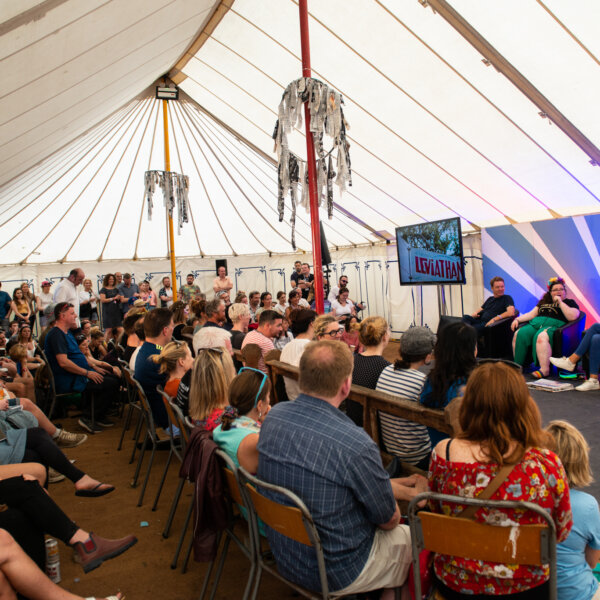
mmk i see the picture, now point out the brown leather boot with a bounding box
[73,532,137,573]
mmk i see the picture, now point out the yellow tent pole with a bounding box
[162,99,178,300]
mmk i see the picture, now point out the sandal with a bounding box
[531,370,545,379]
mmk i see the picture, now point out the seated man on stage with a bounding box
[463,276,515,336]
[257,340,427,597]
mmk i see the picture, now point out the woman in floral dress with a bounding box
[428,361,572,599]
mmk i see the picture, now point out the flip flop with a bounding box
[75,483,115,497]
[531,370,545,379]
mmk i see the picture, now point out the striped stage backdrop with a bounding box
[482,215,600,328]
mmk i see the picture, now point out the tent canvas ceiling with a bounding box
[1,0,599,265]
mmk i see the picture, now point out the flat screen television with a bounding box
[396,217,465,285]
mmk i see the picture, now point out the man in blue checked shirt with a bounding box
[258,340,428,597]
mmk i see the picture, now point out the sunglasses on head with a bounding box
[237,366,268,406]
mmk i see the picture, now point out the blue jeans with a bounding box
[575,323,600,376]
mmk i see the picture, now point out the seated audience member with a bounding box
[0,282,12,330]
[313,314,342,341]
[420,321,477,447]
[0,529,123,600]
[248,291,261,324]
[258,340,427,597]
[88,327,108,361]
[213,266,233,296]
[340,315,362,353]
[176,327,233,417]
[44,302,116,434]
[280,309,317,401]
[273,291,287,316]
[120,310,145,363]
[215,291,232,328]
[229,303,250,350]
[330,287,357,322]
[8,345,35,401]
[511,276,579,378]
[134,307,174,430]
[551,323,600,392]
[546,421,600,600]
[463,276,515,336]
[213,368,271,472]
[254,292,274,321]
[76,334,121,381]
[428,362,572,598]
[348,316,390,426]
[0,469,136,574]
[241,310,282,373]
[203,298,226,328]
[284,289,309,320]
[376,327,435,472]
[0,383,86,447]
[187,347,236,430]
[152,341,193,398]
[37,304,56,349]
[170,301,187,340]
[328,275,365,312]
[190,298,207,331]
[234,291,247,305]
[15,324,44,371]
[273,316,293,350]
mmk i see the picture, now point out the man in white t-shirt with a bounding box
[53,268,84,322]
[241,310,282,373]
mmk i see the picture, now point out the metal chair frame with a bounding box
[407,491,557,600]
[238,467,332,600]
[119,365,144,462]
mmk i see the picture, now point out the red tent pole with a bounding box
[298,0,324,314]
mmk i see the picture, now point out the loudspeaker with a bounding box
[319,221,332,266]
[215,259,228,275]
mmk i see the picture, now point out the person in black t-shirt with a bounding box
[511,276,580,378]
[463,276,515,336]
[290,260,302,291]
[297,263,314,301]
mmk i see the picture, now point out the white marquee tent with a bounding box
[1,0,599,330]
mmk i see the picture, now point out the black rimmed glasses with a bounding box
[237,366,268,406]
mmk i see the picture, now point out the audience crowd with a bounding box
[0,265,597,599]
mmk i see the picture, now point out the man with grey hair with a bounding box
[203,298,226,328]
[258,340,425,597]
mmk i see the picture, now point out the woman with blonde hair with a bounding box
[546,420,600,600]
[187,348,235,431]
[151,341,193,398]
[313,314,342,341]
[428,362,572,598]
[229,303,251,351]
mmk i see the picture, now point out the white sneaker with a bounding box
[549,356,576,372]
[576,379,600,392]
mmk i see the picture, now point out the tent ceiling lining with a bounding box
[425,0,600,167]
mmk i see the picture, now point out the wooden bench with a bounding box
[265,359,454,449]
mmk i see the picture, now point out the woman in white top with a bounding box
[273,291,287,316]
[330,287,356,321]
[280,309,316,401]
[213,266,233,295]
[37,281,54,327]
[79,279,99,324]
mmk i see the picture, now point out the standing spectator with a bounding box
[0,283,12,330]
[79,279,99,324]
[297,263,314,301]
[114,272,123,286]
[37,281,54,327]
[273,291,287,316]
[248,291,260,324]
[138,281,157,310]
[213,266,233,296]
[290,260,302,289]
[134,308,174,429]
[9,288,30,324]
[241,310,282,373]
[158,276,174,308]
[20,283,38,330]
[179,274,201,304]
[117,273,139,315]
[52,268,84,322]
[99,274,123,343]
[44,302,115,433]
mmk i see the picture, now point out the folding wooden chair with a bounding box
[407,492,557,600]
[239,467,332,600]
[203,449,257,600]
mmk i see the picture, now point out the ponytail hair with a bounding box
[221,370,271,431]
